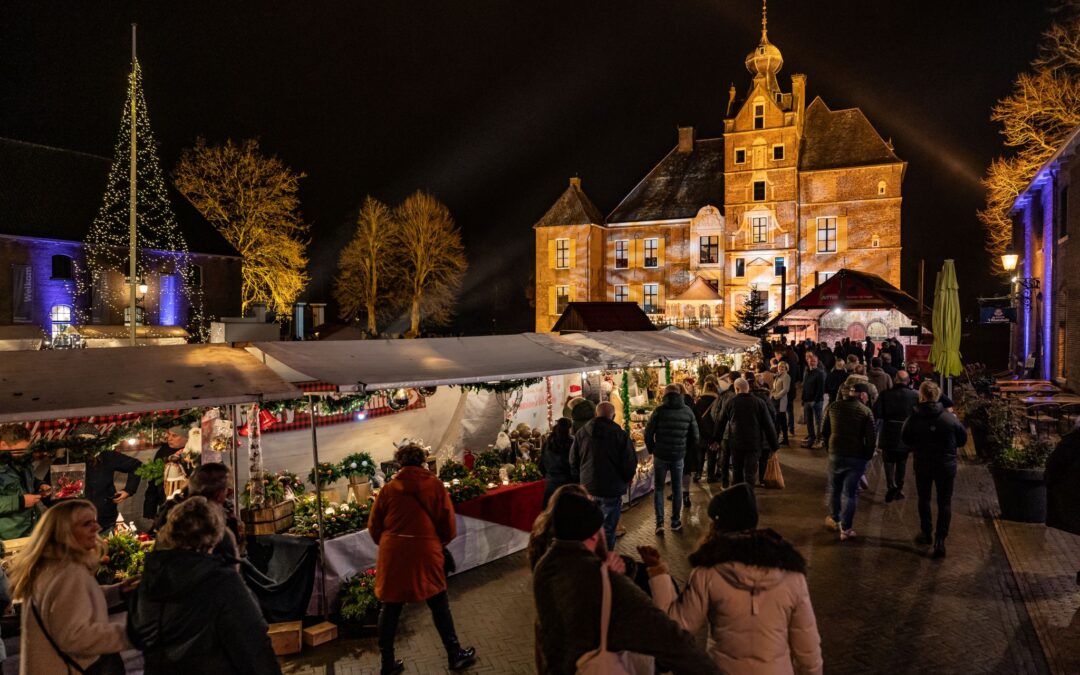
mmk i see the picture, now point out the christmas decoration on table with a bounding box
[338,568,380,621]
[509,462,542,484]
[97,531,147,582]
[308,462,343,488]
[443,476,487,504]
[472,465,501,486]
[241,475,286,508]
[289,494,373,538]
[77,56,205,338]
[50,463,87,499]
[339,452,378,485]
[274,470,306,499]
[473,450,502,471]
[437,459,470,482]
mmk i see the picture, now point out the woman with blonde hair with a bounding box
[9,498,132,674]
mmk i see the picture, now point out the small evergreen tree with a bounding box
[735,286,770,337]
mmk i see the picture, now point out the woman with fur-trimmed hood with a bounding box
[638,484,822,674]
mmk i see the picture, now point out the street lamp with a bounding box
[1000,251,1041,375]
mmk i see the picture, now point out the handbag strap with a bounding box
[597,563,612,653]
[30,600,84,675]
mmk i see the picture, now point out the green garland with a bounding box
[29,409,203,459]
[621,370,631,433]
[264,395,370,417]
[456,378,542,394]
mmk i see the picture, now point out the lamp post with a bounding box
[1001,252,1041,375]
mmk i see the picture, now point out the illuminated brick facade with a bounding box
[535,16,905,333]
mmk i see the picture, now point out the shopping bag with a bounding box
[763,453,785,489]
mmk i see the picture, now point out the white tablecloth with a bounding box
[307,514,530,614]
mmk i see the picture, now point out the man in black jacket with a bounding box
[84,448,142,533]
[901,381,968,558]
[801,353,826,448]
[533,494,719,675]
[821,382,876,541]
[570,402,637,550]
[644,386,699,534]
[714,378,778,489]
[875,371,919,502]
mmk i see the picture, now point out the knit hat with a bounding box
[707,483,758,533]
[168,425,189,438]
[552,493,604,542]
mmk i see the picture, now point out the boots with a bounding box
[448,645,477,671]
[682,492,691,508]
[932,537,947,559]
[381,651,405,675]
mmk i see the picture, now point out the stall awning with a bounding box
[666,327,760,352]
[764,269,929,328]
[251,335,594,391]
[0,344,302,423]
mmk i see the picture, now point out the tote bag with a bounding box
[763,452,786,489]
[575,564,631,675]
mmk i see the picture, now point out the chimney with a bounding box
[250,303,267,323]
[726,84,737,117]
[569,176,581,190]
[677,126,695,153]
[791,74,807,134]
[293,301,307,340]
[310,302,326,328]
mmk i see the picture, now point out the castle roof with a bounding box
[671,276,723,302]
[607,138,725,224]
[533,177,605,228]
[799,98,902,171]
[0,137,239,257]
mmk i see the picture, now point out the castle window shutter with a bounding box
[568,240,577,268]
[657,237,666,267]
[548,286,558,315]
[548,240,557,269]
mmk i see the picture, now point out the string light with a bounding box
[78,59,206,339]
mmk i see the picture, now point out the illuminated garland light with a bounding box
[78,59,207,340]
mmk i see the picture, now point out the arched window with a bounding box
[878,180,887,196]
[50,304,72,337]
[51,255,73,280]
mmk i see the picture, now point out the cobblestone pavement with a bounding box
[283,428,1052,675]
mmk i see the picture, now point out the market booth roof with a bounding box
[763,269,929,328]
[251,335,593,392]
[0,344,302,423]
[550,302,657,333]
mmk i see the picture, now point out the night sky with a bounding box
[0,1,1059,338]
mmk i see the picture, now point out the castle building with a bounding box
[535,9,906,333]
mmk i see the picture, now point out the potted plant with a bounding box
[309,462,344,503]
[988,419,1052,522]
[337,568,380,636]
[339,452,377,502]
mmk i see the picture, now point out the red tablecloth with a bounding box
[454,480,545,532]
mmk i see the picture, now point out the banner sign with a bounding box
[978,300,1016,324]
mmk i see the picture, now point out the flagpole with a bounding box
[128,24,138,346]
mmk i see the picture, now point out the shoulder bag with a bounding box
[575,563,631,675]
[408,491,457,575]
[30,601,125,675]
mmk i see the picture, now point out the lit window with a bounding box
[643,238,659,268]
[51,255,73,280]
[643,283,659,314]
[735,148,746,164]
[817,217,837,252]
[752,216,768,243]
[754,104,765,129]
[774,257,786,276]
[614,240,629,269]
[556,285,570,313]
[699,236,719,264]
[772,145,784,161]
[735,258,746,277]
[50,304,72,337]
[555,239,570,269]
[753,181,766,202]
[614,284,628,303]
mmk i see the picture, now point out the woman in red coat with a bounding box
[367,444,476,675]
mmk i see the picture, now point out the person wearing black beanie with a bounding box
[639,484,822,674]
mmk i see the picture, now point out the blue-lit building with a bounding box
[1008,125,1080,388]
[0,138,242,340]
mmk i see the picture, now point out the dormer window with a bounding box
[754,104,765,129]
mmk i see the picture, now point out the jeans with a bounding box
[829,455,869,531]
[730,447,760,488]
[593,495,623,551]
[653,457,684,526]
[914,456,957,539]
[379,591,459,659]
[802,401,823,441]
[883,450,909,490]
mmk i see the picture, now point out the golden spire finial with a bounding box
[762,0,768,41]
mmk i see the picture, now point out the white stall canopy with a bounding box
[671,327,760,352]
[0,344,302,423]
[251,335,594,392]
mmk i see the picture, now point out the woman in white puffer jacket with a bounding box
[639,483,822,675]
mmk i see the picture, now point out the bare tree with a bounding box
[394,191,468,336]
[174,138,310,316]
[334,196,400,334]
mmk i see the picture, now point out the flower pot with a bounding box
[348,476,371,503]
[319,487,340,504]
[990,465,1046,523]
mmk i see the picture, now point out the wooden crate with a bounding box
[302,621,338,647]
[268,620,302,656]
[242,500,295,535]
